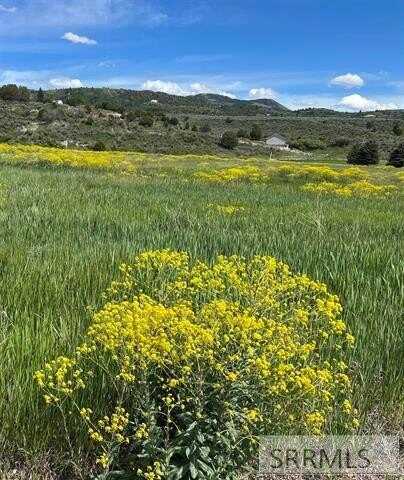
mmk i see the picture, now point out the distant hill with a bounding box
[44,87,290,116]
[248,98,290,112]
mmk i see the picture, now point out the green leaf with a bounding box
[189,462,199,479]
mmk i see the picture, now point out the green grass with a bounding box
[0,156,403,472]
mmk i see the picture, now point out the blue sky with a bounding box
[0,0,403,110]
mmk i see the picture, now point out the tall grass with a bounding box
[0,159,402,466]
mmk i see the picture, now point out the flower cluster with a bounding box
[0,143,136,171]
[302,180,398,198]
[35,250,358,476]
[195,164,369,185]
[196,165,262,183]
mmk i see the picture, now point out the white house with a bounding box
[266,133,289,150]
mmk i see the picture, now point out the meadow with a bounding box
[0,144,402,478]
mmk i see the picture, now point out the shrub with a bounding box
[35,250,357,478]
[37,88,45,103]
[126,111,138,122]
[219,131,238,150]
[347,141,379,165]
[393,122,403,136]
[331,137,350,148]
[388,143,404,168]
[0,84,30,102]
[167,116,179,127]
[237,128,248,138]
[93,141,106,151]
[250,124,263,141]
[225,117,233,124]
[200,123,211,133]
[139,115,154,128]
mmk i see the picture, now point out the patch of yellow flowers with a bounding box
[195,164,367,184]
[302,180,398,198]
[35,249,358,474]
[196,163,400,198]
[0,143,136,171]
[207,203,245,215]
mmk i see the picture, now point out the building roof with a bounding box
[267,133,288,143]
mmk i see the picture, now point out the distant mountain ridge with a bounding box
[44,87,290,115]
[248,98,290,112]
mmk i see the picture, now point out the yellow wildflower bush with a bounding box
[302,180,398,198]
[195,163,369,187]
[270,164,367,184]
[195,165,263,183]
[35,250,358,478]
[0,143,135,172]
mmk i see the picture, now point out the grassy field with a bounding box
[0,147,403,476]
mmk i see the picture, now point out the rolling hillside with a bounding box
[43,87,290,115]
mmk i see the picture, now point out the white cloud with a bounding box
[0,4,16,12]
[62,32,97,45]
[337,94,397,112]
[330,73,364,88]
[142,80,188,96]
[249,87,278,99]
[49,77,83,89]
[190,82,236,98]
[141,80,237,98]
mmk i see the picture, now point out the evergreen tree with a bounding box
[250,124,263,141]
[219,131,238,150]
[393,122,403,136]
[388,143,404,168]
[37,88,45,103]
[347,140,379,165]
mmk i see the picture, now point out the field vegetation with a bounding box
[0,143,402,478]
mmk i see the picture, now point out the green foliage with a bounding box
[331,137,351,147]
[393,122,403,136]
[36,106,66,124]
[125,111,138,122]
[139,114,154,128]
[167,116,179,126]
[219,131,238,149]
[0,84,30,102]
[93,141,107,151]
[250,124,263,141]
[37,88,45,103]
[200,123,211,133]
[236,129,248,138]
[388,143,404,168]
[347,141,380,165]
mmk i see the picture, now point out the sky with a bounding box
[0,0,403,111]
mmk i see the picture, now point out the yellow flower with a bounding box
[226,372,239,382]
